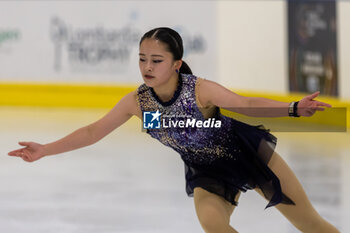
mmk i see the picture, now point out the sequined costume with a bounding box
[136,74,294,208]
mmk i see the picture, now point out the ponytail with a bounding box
[180,60,192,75]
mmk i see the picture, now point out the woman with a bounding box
[8,27,339,233]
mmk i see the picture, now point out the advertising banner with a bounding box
[0,1,216,84]
[288,0,338,96]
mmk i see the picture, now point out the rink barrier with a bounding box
[0,82,349,130]
[0,82,134,108]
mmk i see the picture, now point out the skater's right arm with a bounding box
[8,91,141,162]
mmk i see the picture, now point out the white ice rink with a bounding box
[1,107,349,233]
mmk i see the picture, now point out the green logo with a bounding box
[0,30,20,46]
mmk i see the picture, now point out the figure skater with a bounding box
[8,27,340,233]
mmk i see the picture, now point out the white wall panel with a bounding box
[0,1,217,84]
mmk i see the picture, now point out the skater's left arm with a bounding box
[242,92,332,117]
[197,79,332,117]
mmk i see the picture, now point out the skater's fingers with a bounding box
[8,151,19,156]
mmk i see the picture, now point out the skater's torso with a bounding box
[136,74,242,166]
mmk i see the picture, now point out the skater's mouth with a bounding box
[144,75,155,79]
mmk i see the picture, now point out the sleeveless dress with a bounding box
[136,73,295,208]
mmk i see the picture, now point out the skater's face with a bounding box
[139,38,180,87]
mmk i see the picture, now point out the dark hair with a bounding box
[139,27,192,75]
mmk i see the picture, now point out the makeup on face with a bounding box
[139,39,178,89]
[144,74,155,79]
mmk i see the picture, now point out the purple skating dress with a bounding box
[136,74,294,208]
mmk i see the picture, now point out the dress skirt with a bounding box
[184,118,295,209]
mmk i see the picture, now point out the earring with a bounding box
[175,69,179,73]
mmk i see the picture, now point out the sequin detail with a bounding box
[137,74,242,165]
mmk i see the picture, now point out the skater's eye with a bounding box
[139,58,146,62]
[153,60,163,63]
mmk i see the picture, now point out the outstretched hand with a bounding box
[297,91,332,117]
[8,142,45,162]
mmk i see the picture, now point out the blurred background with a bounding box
[0,1,349,233]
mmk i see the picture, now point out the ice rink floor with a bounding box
[1,107,349,233]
